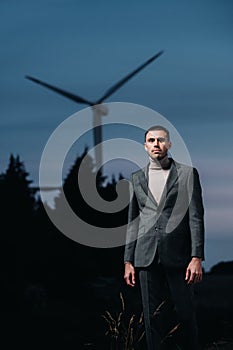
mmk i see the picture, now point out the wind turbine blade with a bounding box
[25,75,93,106]
[96,50,164,104]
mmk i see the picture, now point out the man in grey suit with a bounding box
[124,125,205,350]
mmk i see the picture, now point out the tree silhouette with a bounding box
[0,154,36,309]
[53,148,129,282]
[2,154,35,219]
[0,151,129,317]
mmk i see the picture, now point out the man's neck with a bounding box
[149,155,171,170]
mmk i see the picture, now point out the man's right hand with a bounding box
[124,262,136,287]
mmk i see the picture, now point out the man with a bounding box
[124,125,204,350]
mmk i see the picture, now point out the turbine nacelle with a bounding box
[92,104,108,116]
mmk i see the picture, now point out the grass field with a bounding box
[1,272,233,349]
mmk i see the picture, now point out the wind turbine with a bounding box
[26,50,164,177]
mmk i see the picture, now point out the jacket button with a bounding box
[155,227,158,231]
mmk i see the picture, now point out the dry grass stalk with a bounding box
[102,292,145,350]
[102,294,182,349]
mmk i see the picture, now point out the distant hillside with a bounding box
[209,261,233,274]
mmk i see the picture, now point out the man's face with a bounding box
[144,130,171,160]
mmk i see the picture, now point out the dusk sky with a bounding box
[1,0,233,271]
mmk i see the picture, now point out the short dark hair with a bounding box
[144,125,170,142]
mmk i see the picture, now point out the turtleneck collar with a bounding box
[149,155,171,170]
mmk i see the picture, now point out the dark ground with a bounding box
[1,272,233,350]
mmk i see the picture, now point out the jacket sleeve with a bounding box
[124,175,139,264]
[188,168,205,260]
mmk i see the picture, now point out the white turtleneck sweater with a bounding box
[148,156,171,204]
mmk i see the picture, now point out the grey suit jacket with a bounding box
[124,159,205,268]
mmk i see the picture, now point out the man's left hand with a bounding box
[185,257,203,285]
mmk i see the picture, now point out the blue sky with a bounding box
[1,0,233,271]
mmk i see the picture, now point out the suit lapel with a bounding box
[136,159,180,207]
[165,160,179,195]
[138,165,158,206]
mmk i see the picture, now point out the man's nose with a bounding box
[153,138,159,146]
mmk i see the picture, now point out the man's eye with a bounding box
[147,137,166,143]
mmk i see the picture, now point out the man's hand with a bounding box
[185,257,203,285]
[124,262,136,287]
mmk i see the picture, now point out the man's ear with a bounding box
[144,143,148,151]
[167,141,172,149]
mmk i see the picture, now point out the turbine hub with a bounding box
[92,104,108,116]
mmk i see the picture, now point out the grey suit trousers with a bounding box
[138,256,199,350]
